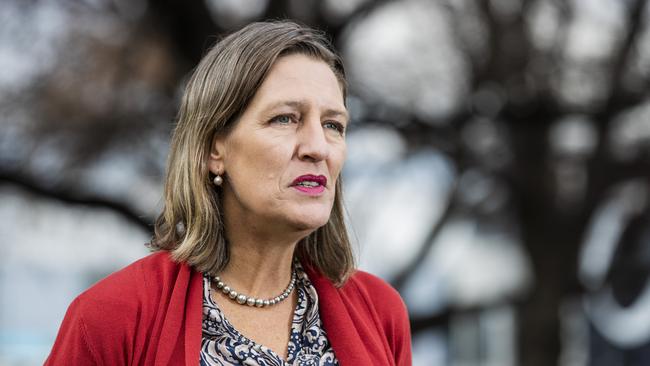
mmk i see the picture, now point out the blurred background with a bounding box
[1,0,649,365]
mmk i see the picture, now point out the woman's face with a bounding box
[209,54,348,236]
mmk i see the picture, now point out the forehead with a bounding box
[248,54,346,112]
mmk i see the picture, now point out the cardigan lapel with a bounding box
[184,268,204,365]
[153,263,192,365]
[151,260,205,366]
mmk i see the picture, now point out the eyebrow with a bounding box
[263,100,349,122]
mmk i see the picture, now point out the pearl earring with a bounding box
[213,174,223,186]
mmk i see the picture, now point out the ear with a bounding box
[207,133,227,175]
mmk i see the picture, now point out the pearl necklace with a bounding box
[213,269,297,308]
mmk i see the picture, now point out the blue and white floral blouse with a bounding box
[200,263,339,366]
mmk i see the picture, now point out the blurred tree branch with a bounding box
[604,0,649,114]
[392,181,460,291]
[0,171,153,234]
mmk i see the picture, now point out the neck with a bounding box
[218,227,307,299]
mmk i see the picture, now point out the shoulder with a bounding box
[336,270,410,334]
[309,267,408,323]
[69,252,187,338]
[344,270,407,312]
[346,271,401,297]
[47,251,183,363]
[77,251,177,306]
[73,250,189,318]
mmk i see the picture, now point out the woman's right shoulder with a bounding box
[45,251,185,364]
[67,251,181,325]
[77,251,176,305]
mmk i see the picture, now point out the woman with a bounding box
[46,20,411,365]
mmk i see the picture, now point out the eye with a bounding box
[270,114,295,125]
[324,121,346,135]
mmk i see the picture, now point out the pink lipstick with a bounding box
[291,174,327,196]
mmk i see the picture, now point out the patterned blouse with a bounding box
[200,263,339,366]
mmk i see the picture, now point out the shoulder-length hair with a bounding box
[150,20,355,286]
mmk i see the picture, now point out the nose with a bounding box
[296,117,329,162]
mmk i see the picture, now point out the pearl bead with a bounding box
[222,286,230,294]
[255,299,264,307]
[228,290,238,299]
[246,298,256,306]
[263,300,270,307]
[236,294,247,304]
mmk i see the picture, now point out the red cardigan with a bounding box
[46,252,412,365]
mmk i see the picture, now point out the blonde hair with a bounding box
[151,21,355,285]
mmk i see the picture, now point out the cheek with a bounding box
[229,136,291,189]
[260,143,292,183]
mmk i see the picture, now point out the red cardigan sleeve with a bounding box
[45,297,101,365]
[45,257,149,365]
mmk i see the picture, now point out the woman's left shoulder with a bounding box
[342,270,409,322]
[346,271,401,299]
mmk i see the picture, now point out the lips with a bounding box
[291,174,327,188]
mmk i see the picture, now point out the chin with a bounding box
[288,215,330,232]
[270,200,333,233]
[284,207,331,232]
